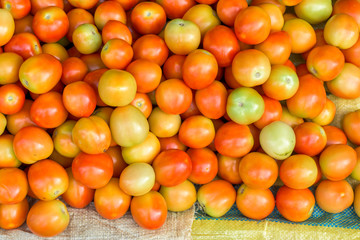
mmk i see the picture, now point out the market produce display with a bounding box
[1,0,360,238]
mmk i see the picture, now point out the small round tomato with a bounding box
[294,0,332,24]
[286,74,326,119]
[72,23,102,54]
[110,105,149,147]
[324,14,359,49]
[312,97,336,126]
[119,163,155,196]
[4,32,42,59]
[14,14,33,34]
[164,18,201,55]
[187,148,218,184]
[258,3,284,32]
[156,0,195,19]
[0,9,15,46]
[159,135,187,152]
[42,43,68,62]
[216,0,248,27]
[319,144,357,181]
[293,122,327,156]
[131,191,167,230]
[94,178,131,219]
[327,63,360,99]
[280,154,318,189]
[343,110,360,145]
[236,184,275,220]
[61,57,88,85]
[94,1,126,31]
[0,52,23,85]
[102,20,131,45]
[6,99,36,135]
[0,198,29,230]
[126,59,162,93]
[32,7,69,43]
[72,152,113,189]
[217,154,242,184]
[52,120,80,158]
[101,39,133,70]
[178,115,215,149]
[106,146,127,177]
[254,95,282,129]
[197,180,236,217]
[155,79,192,115]
[131,2,166,35]
[195,81,227,120]
[28,159,69,201]
[342,37,360,68]
[0,135,21,168]
[121,132,161,164]
[152,149,192,187]
[276,186,315,222]
[214,122,253,158]
[62,168,94,209]
[163,54,186,80]
[234,6,271,45]
[132,34,169,66]
[13,126,54,164]
[26,199,69,237]
[66,8,94,42]
[19,53,62,94]
[323,125,347,147]
[1,0,31,19]
[239,152,278,189]
[159,179,196,212]
[315,179,354,213]
[62,81,97,118]
[0,168,28,204]
[130,93,153,118]
[282,18,316,53]
[30,0,64,14]
[0,83,25,115]
[148,107,181,138]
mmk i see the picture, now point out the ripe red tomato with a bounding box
[131,2,166,35]
[216,0,248,27]
[293,122,327,156]
[101,39,133,70]
[323,125,347,147]
[0,168,28,204]
[4,33,42,59]
[0,83,25,115]
[132,34,169,66]
[61,57,88,85]
[0,198,29,230]
[187,148,218,184]
[94,1,126,30]
[254,95,282,129]
[217,154,242,184]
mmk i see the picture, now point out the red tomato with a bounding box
[1,0,31,19]
[130,191,167,230]
[101,39,133,70]
[30,0,64,14]
[61,57,88,85]
[293,122,327,156]
[343,110,360,145]
[156,0,195,19]
[4,33,42,59]
[187,148,218,184]
[152,149,192,187]
[132,34,169,66]
[163,54,186,80]
[72,152,113,189]
[0,83,25,115]
[216,0,248,27]
[131,2,166,35]
[6,99,36,135]
[94,1,126,30]
[159,135,187,152]
[0,168,28,204]
[66,8,94,42]
[67,0,98,9]
[254,95,282,129]
[323,125,347,147]
[83,68,107,106]
[217,154,242,184]
[0,198,29,230]
[102,20,132,44]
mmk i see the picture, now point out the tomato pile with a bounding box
[1,0,360,237]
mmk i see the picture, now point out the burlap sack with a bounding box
[0,202,195,240]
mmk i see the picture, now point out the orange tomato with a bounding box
[0,9,15,46]
[293,122,327,157]
[217,154,242,184]
[0,83,25,115]
[4,32,42,59]
[131,2,166,35]
[130,92,153,118]
[0,168,28,204]
[0,198,29,230]
[187,148,218,184]
[94,1,126,30]
[216,0,248,27]
[102,20,132,44]
[133,34,169,66]
[254,95,282,129]
[327,63,360,99]
[323,125,347,147]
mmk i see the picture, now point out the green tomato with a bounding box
[260,121,296,160]
[294,0,333,25]
[226,87,265,125]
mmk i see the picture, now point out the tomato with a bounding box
[197,180,236,217]
[30,0,64,14]
[258,4,283,32]
[106,146,127,177]
[110,105,149,147]
[186,148,218,184]
[94,178,131,220]
[131,191,167,230]
[159,135,187,152]
[195,81,227,120]
[319,144,357,181]
[67,0,98,9]
[130,2,166,35]
[293,122,327,157]
[280,108,303,129]
[101,21,131,46]
[159,180,196,212]
[251,0,286,13]
[133,34,169,66]
[276,186,315,222]
[323,125,347,147]
[152,149,192,187]
[52,120,80,158]
[157,0,195,19]
[217,154,242,184]
[343,110,360,145]
[72,23,102,54]
[254,95,282,129]
[286,74,326,119]
[14,14,33,34]
[282,18,316,54]
[327,63,360,99]
[315,179,354,213]
[324,14,359,50]
[121,132,161,164]
[294,0,332,24]
[32,7,69,43]
[62,81,97,118]
[178,115,215,149]
[260,121,295,160]
[0,198,29,230]
[183,4,220,38]
[0,9,15,46]
[130,92,153,118]
[0,168,27,204]
[61,167,94,208]
[226,87,265,125]
[164,19,201,55]
[214,122,253,158]
[126,59,162,94]
[351,147,360,181]
[163,54,186,80]
[72,152,113,189]
[0,52,23,85]
[61,57,88,85]
[42,43,69,62]
[236,184,275,220]
[0,83,25,115]
[216,0,247,27]
[312,97,336,126]
[6,99,35,135]
[1,0,30,19]
[19,53,62,94]
[234,6,271,45]
[26,199,69,237]
[100,39,133,70]
[342,37,360,68]
[119,163,155,196]
[4,33,42,59]
[0,135,21,168]
[13,126,53,164]
[66,8,94,42]
[94,1,126,31]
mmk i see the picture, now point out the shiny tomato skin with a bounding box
[187,148,218,185]
[0,168,28,204]
[0,198,29,230]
